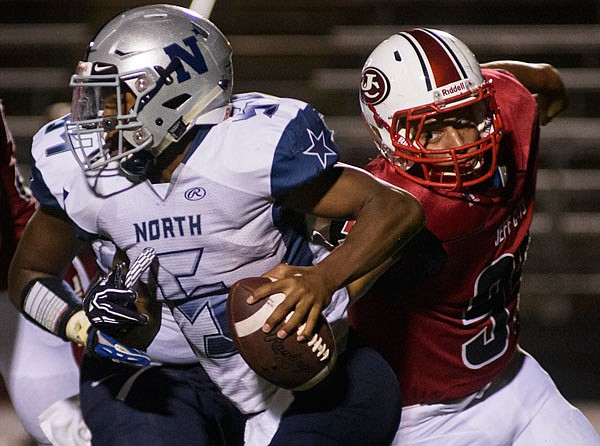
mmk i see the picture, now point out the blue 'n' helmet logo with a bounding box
[163,35,208,82]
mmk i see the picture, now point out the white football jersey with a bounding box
[30,93,349,413]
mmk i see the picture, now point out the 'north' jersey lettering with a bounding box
[134,214,202,242]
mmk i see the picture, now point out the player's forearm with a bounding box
[8,207,83,308]
[8,207,87,341]
[345,253,400,304]
[316,186,423,292]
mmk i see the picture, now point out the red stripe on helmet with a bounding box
[408,29,462,88]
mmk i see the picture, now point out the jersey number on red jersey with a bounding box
[461,237,528,369]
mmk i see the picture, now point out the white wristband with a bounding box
[20,277,82,341]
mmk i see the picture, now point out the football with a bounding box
[226,276,337,391]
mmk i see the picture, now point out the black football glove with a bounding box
[83,263,148,338]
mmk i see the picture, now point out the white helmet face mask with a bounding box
[66,4,233,176]
[359,28,503,191]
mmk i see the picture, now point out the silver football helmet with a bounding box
[360,28,503,190]
[65,4,233,174]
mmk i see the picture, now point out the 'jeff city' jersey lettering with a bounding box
[494,198,527,247]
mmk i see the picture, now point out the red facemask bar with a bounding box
[370,81,503,191]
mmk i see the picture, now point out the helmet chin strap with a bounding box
[119,150,155,183]
[151,84,228,156]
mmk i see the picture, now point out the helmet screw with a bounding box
[134,130,146,143]
[155,118,163,126]
[135,76,148,93]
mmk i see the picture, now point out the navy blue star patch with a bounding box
[302,129,336,168]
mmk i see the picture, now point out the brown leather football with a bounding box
[226,276,337,391]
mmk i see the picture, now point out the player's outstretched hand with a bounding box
[86,327,151,367]
[248,264,334,341]
[84,263,148,338]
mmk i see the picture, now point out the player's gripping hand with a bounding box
[66,311,151,367]
[84,263,149,338]
[249,263,334,341]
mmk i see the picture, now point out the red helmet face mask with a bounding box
[360,28,504,191]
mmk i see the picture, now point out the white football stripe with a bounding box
[292,355,337,391]
[234,292,286,337]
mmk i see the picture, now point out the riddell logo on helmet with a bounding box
[437,80,468,98]
[361,67,390,105]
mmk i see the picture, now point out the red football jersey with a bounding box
[0,103,34,291]
[348,69,539,405]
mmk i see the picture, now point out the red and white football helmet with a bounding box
[359,28,503,190]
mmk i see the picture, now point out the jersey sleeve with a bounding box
[202,94,341,201]
[482,68,539,172]
[29,117,71,210]
[29,116,100,240]
[270,103,340,199]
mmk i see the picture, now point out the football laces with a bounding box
[293,317,331,362]
[308,333,330,361]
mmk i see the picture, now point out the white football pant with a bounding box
[0,291,80,445]
[391,349,600,446]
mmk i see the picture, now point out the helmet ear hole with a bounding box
[163,94,192,110]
